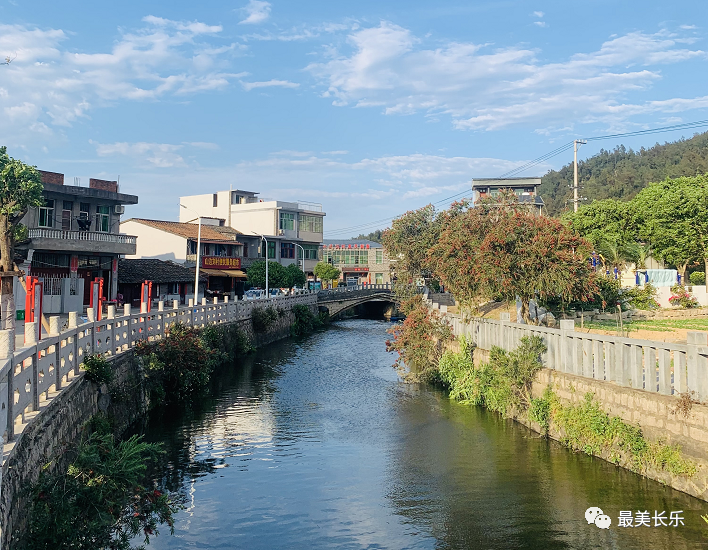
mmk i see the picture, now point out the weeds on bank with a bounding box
[435,337,697,478]
[290,304,328,337]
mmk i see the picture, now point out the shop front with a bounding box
[200,255,247,299]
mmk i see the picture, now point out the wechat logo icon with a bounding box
[586,507,612,529]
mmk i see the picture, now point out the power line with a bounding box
[325,119,708,237]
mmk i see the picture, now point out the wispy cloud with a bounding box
[307,23,707,132]
[0,17,243,145]
[534,21,547,28]
[532,11,544,18]
[93,141,187,168]
[238,1,271,25]
[241,79,300,91]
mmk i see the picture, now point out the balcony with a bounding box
[27,228,137,255]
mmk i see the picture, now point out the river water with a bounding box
[142,319,708,549]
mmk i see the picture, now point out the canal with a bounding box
[141,319,708,549]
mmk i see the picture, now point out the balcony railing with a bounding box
[28,228,137,244]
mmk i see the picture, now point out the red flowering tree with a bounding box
[431,194,598,322]
[382,204,440,280]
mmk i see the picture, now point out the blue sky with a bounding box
[1,0,707,236]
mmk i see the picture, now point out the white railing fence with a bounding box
[28,228,137,244]
[0,292,318,450]
[429,301,708,401]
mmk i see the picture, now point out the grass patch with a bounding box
[435,337,697,479]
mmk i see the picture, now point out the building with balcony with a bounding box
[471,177,544,215]
[119,217,248,299]
[321,239,391,286]
[178,189,324,277]
[16,170,138,310]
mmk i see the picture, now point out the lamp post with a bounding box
[180,204,202,304]
[294,243,306,293]
[251,232,268,298]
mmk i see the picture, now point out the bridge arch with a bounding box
[317,287,398,319]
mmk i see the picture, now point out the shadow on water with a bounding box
[136,319,708,550]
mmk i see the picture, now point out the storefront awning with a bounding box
[201,268,247,279]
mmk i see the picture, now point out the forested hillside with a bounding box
[539,131,708,216]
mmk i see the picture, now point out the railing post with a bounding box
[687,331,708,401]
[559,319,575,373]
[499,313,510,351]
[69,311,80,375]
[0,330,13,441]
[49,316,62,390]
[124,305,132,348]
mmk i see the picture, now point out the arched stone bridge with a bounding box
[317,285,395,317]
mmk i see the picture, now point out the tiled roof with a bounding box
[118,259,206,284]
[125,218,243,244]
[321,239,383,248]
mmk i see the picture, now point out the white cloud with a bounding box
[240,21,353,41]
[307,23,708,132]
[532,11,544,18]
[0,17,241,145]
[93,141,187,168]
[534,21,547,28]
[238,1,271,25]
[241,79,300,91]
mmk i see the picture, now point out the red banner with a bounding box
[201,256,242,269]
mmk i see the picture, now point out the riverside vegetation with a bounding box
[435,336,696,478]
[22,307,326,550]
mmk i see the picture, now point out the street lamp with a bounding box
[251,232,269,298]
[180,204,202,305]
[295,243,305,290]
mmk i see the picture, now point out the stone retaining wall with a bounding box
[0,303,318,549]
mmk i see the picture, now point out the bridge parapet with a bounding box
[317,284,392,302]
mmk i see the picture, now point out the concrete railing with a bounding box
[429,301,708,401]
[28,228,137,244]
[317,283,392,299]
[0,292,317,470]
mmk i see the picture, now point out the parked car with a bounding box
[245,289,265,300]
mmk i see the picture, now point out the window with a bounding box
[375,250,383,264]
[38,199,54,228]
[96,205,110,232]
[167,283,179,294]
[301,245,319,260]
[213,193,218,207]
[231,192,242,205]
[268,241,276,259]
[32,253,69,268]
[281,242,295,259]
[279,212,295,231]
[78,203,91,230]
[322,248,368,265]
[61,201,73,230]
[300,215,323,233]
[243,243,248,258]
[375,273,383,284]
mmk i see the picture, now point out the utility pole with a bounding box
[573,139,587,212]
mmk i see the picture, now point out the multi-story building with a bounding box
[17,171,138,311]
[321,239,391,285]
[471,177,544,215]
[178,189,324,276]
[119,217,247,299]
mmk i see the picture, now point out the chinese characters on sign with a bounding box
[617,510,684,527]
[201,256,242,269]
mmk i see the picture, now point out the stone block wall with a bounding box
[0,302,319,549]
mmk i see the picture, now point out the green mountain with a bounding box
[539,131,708,216]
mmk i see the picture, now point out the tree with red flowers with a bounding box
[430,194,597,322]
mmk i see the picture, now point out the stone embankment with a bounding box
[0,294,319,549]
[432,298,708,502]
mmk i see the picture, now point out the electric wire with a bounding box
[325,119,708,237]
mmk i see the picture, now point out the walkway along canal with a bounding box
[140,319,708,549]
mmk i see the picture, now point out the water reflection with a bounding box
[140,320,708,549]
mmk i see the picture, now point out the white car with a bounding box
[244,289,265,300]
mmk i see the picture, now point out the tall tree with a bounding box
[284,263,307,288]
[382,204,440,281]
[563,198,638,250]
[633,175,708,281]
[431,196,597,321]
[0,147,43,336]
[313,262,340,284]
[246,260,290,289]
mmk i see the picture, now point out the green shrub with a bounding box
[529,387,555,432]
[290,305,327,337]
[690,271,706,286]
[622,282,659,310]
[82,353,113,385]
[135,324,223,405]
[252,306,279,332]
[25,416,182,550]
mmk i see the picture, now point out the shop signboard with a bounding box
[201,256,242,269]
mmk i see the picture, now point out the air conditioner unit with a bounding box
[114,204,125,215]
[278,229,284,236]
